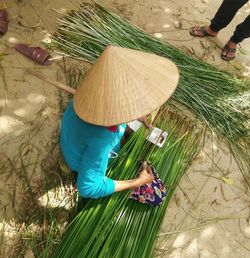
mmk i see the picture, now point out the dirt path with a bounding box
[0,0,249,257]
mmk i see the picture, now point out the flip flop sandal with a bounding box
[15,43,52,65]
[190,26,215,37]
[221,44,236,61]
[0,9,9,36]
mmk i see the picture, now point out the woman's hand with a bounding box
[114,160,154,193]
[138,116,153,129]
[141,160,150,170]
[138,169,154,185]
[138,161,154,185]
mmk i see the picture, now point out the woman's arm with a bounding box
[114,168,154,192]
[78,143,153,198]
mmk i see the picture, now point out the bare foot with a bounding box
[190,25,218,37]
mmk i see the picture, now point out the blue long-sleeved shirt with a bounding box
[60,100,126,199]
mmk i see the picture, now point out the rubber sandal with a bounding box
[221,44,236,61]
[15,43,52,65]
[0,9,9,36]
[190,26,216,37]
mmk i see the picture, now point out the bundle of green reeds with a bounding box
[50,109,203,258]
[53,3,250,183]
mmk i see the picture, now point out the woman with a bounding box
[60,45,179,199]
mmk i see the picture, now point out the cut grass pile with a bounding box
[51,108,204,258]
[53,3,250,184]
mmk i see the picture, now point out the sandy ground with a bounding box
[0,0,249,257]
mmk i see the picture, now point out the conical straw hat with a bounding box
[73,46,179,126]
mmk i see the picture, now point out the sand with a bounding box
[0,0,249,257]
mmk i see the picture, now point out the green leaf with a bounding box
[0,54,4,62]
[221,176,234,185]
[238,47,248,55]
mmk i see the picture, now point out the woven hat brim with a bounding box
[74,46,179,126]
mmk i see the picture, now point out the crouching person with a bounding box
[60,45,179,199]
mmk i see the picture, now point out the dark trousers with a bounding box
[210,0,250,43]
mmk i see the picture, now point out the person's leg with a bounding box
[190,0,248,37]
[210,0,248,32]
[230,15,250,44]
[221,15,250,60]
